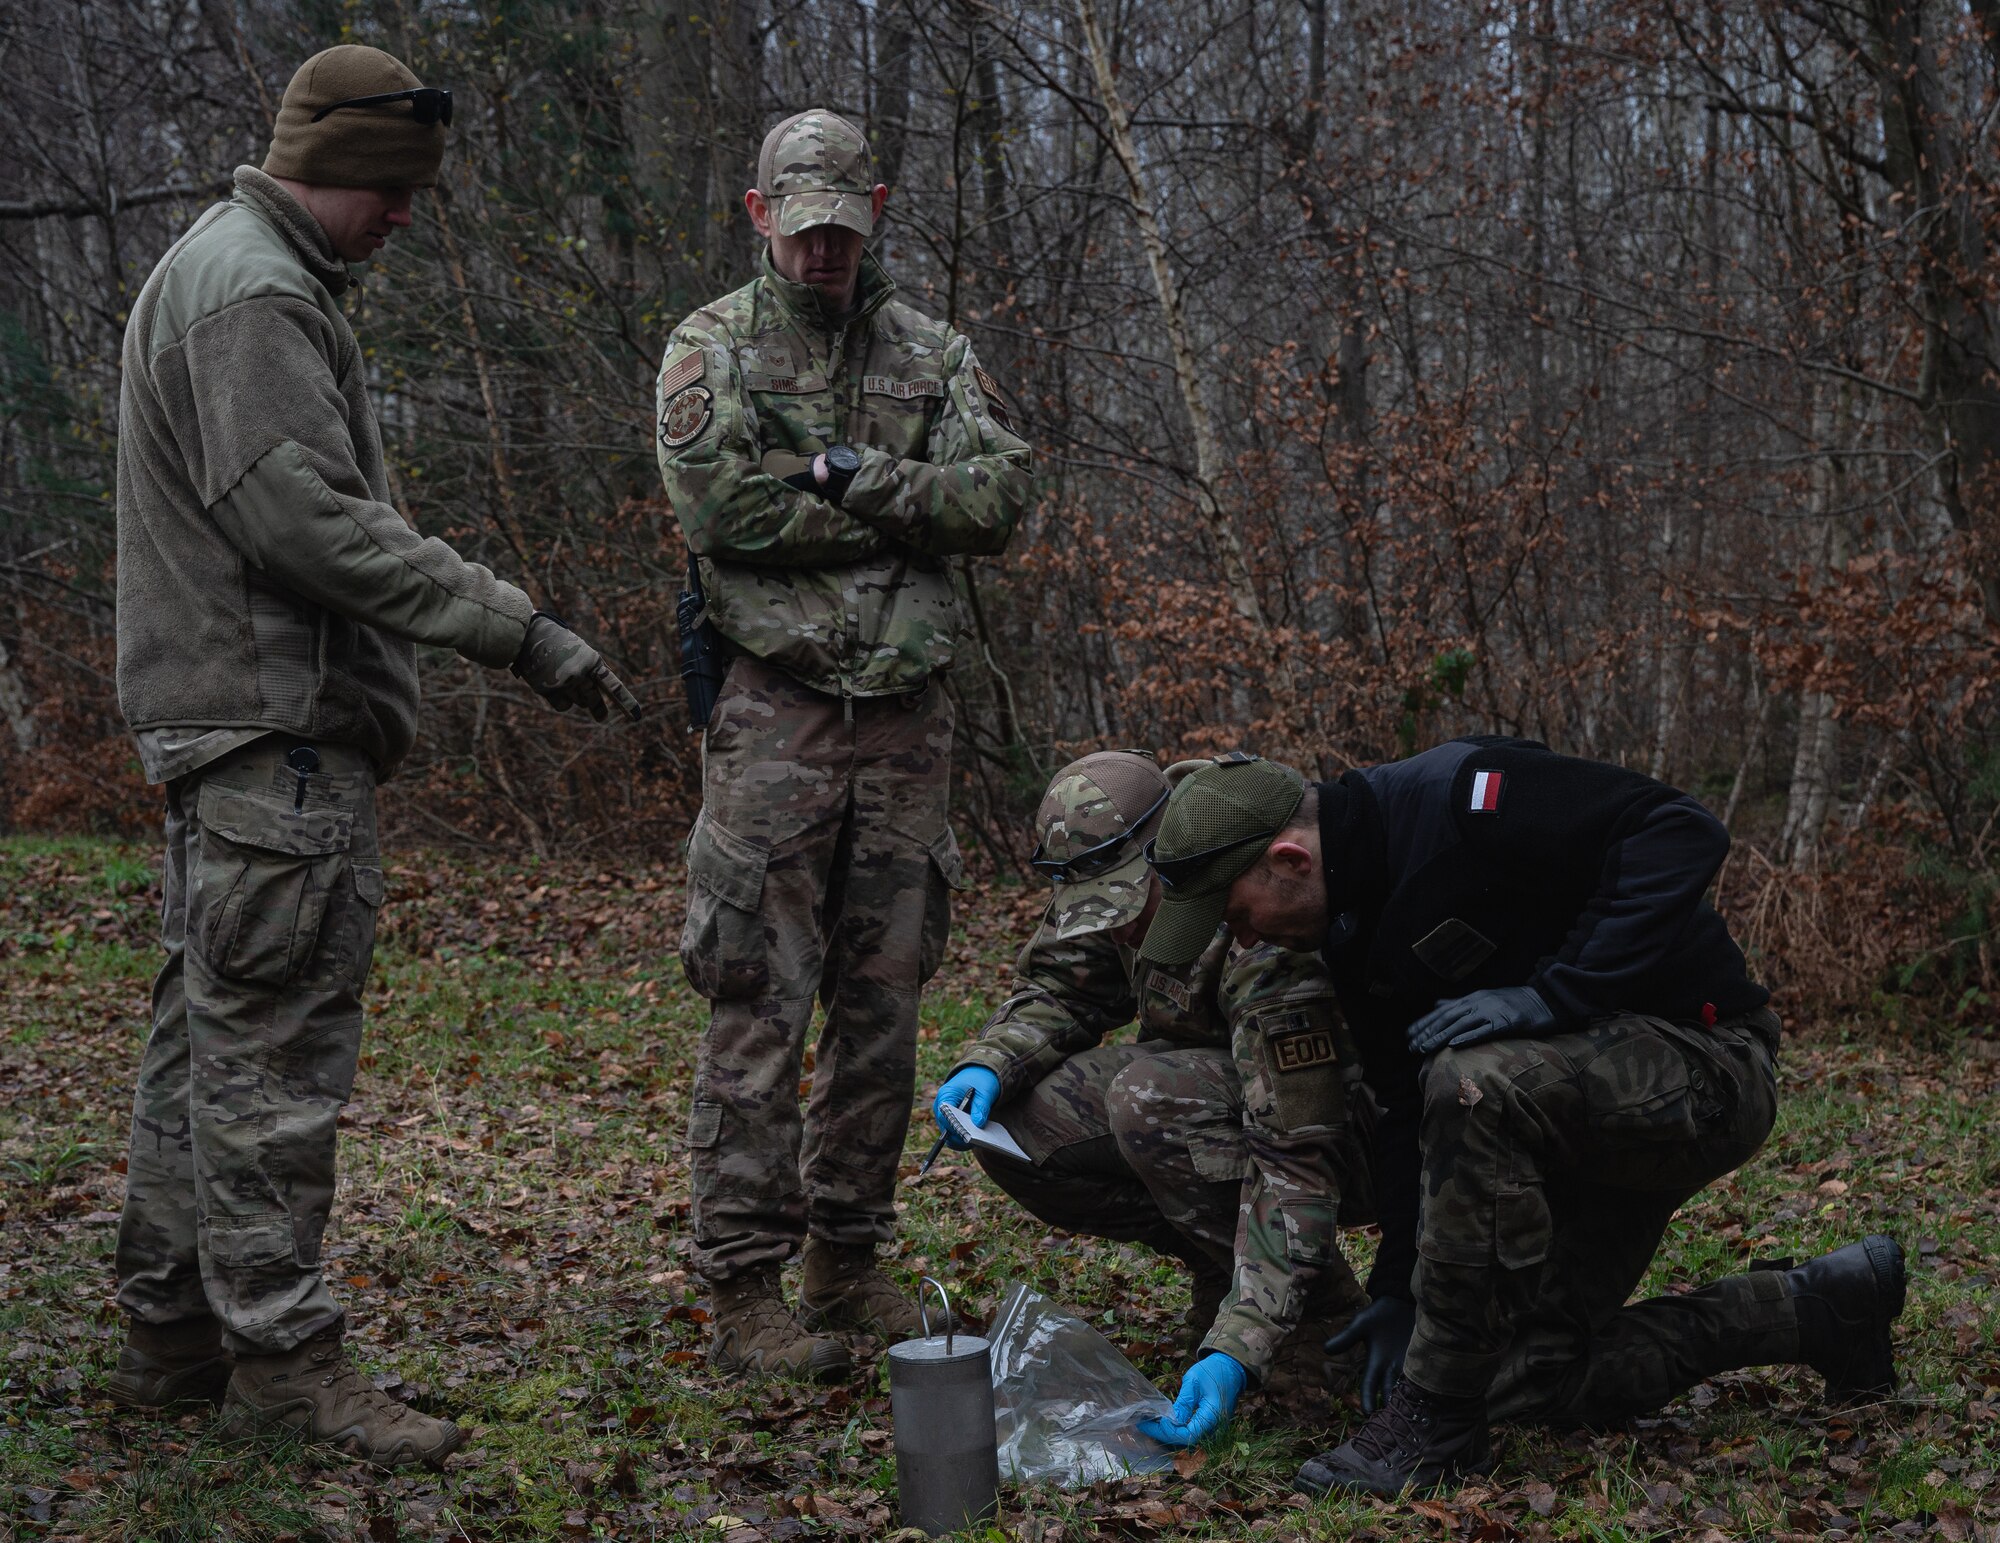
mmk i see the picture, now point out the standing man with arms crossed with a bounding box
[1139,741,1907,1494]
[110,45,637,1467]
[656,110,1032,1380]
[930,751,1375,1446]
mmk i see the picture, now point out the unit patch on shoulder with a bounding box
[972,365,1015,430]
[658,351,703,400]
[659,386,712,449]
[1468,768,1505,814]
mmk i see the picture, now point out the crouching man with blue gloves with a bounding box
[930,751,1379,1446]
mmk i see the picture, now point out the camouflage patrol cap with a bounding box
[1139,754,1306,965]
[1033,751,1171,939]
[758,109,876,238]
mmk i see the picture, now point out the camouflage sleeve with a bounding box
[1199,944,1364,1383]
[948,921,1137,1101]
[655,327,884,568]
[838,333,1032,559]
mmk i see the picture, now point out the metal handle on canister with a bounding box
[888,1276,999,1537]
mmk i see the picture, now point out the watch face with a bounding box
[828,444,861,474]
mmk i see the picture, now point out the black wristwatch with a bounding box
[822,443,862,506]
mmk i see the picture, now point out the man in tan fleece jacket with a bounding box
[108,43,636,1468]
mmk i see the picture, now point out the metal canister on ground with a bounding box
[887,1278,1000,1537]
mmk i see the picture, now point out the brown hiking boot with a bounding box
[709,1266,853,1380]
[106,1317,232,1409]
[1266,1295,1364,1400]
[217,1324,466,1469]
[799,1238,928,1340]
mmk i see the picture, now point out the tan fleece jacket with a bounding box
[115,166,532,775]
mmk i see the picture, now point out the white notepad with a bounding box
[942,1100,1032,1164]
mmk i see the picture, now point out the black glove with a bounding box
[1324,1296,1416,1413]
[1406,985,1556,1056]
[511,612,642,723]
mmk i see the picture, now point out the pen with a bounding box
[918,1092,972,1176]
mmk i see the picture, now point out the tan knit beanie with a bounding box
[262,45,447,190]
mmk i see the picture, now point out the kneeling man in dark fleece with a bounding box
[1138,739,1906,1495]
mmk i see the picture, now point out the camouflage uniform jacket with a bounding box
[954,923,1362,1380]
[654,253,1032,697]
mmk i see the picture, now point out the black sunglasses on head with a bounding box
[1029,786,1170,884]
[1145,826,1283,890]
[312,86,453,126]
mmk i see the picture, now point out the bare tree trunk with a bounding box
[872,0,916,194]
[1070,0,1288,703]
[0,637,35,754]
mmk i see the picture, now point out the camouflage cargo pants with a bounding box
[682,655,962,1282]
[979,1042,1376,1276]
[115,737,382,1354]
[1407,1008,1786,1424]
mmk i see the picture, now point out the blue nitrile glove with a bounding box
[1407,985,1557,1056]
[1324,1296,1417,1413]
[1136,1353,1248,1448]
[932,1066,1002,1147]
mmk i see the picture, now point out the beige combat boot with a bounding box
[708,1266,853,1380]
[217,1323,465,1468]
[798,1238,927,1340]
[106,1317,232,1409]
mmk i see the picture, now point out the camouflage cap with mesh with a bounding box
[757,109,876,238]
[1033,751,1171,939]
[1138,754,1307,965]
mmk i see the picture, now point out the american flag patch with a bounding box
[1468,769,1504,813]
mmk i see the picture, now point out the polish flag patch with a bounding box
[1469,769,1504,813]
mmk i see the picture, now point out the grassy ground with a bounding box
[2,832,1998,1543]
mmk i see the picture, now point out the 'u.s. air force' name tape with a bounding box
[862,376,944,399]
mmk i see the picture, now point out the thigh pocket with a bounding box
[1188,1127,1253,1183]
[298,863,383,995]
[1580,1024,1702,1145]
[1280,1197,1339,1266]
[191,784,353,987]
[917,825,968,984]
[679,813,771,1001]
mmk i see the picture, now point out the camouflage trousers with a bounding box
[978,1042,1375,1280]
[1407,1008,1786,1424]
[115,736,382,1354]
[681,655,962,1283]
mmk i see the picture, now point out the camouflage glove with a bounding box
[510,612,642,723]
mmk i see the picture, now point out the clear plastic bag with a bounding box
[987,1279,1176,1487]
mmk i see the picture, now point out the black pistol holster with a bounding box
[676,551,729,732]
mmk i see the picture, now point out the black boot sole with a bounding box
[1295,1444,1493,1498]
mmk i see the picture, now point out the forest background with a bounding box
[7,0,2000,1024]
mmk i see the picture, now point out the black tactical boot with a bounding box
[1295,1378,1492,1497]
[106,1316,232,1409]
[1787,1234,1906,1403]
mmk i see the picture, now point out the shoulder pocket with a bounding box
[191,782,353,986]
